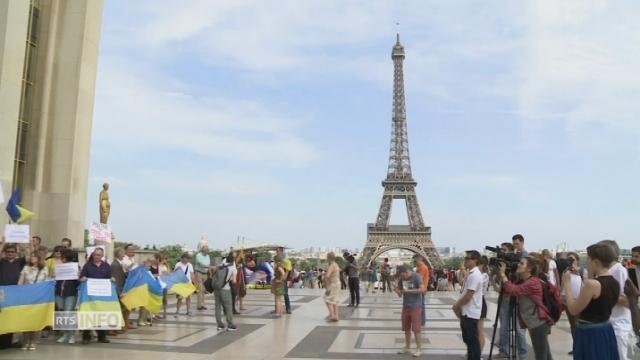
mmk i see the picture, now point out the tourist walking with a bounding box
[323,252,341,321]
[213,253,237,331]
[347,255,360,307]
[18,251,48,350]
[380,258,392,293]
[452,250,483,360]
[272,255,286,317]
[500,256,554,360]
[395,265,426,357]
[414,255,430,326]
[563,242,620,360]
[79,247,112,344]
[195,244,211,311]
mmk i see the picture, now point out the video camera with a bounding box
[485,245,521,274]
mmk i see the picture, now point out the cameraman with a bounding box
[494,242,528,359]
[500,256,554,360]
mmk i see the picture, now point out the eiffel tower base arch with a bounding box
[361,225,443,269]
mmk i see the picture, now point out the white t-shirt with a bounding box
[609,262,632,331]
[221,260,237,283]
[461,267,483,319]
[547,259,557,286]
[569,273,582,299]
[481,272,489,296]
[175,262,195,282]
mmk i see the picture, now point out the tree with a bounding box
[158,245,184,269]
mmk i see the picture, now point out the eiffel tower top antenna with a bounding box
[386,28,412,183]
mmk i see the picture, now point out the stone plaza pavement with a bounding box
[1,287,588,360]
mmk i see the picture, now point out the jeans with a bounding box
[214,288,234,327]
[461,316,481,360]
[55,295,77,340]
[528,323,553,360]
[498,298,528,356]
[421,293,426,326]
[284,281,291,312]
[348,277,360,306]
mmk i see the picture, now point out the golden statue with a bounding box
[99,183,111,224]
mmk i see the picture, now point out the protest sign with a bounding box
[87,279,112,297]
[89,222,112,243]
[55,263,79,280]
[3,224,30,243]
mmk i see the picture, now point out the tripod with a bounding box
[488,285,519,359]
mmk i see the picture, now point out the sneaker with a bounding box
[217,325,225,331]
[286,310,292,314]
[21,346,28,351]
[57,336,68,344]
[68,337,75,344]
[412,350,421,358]
[226,325,237,332]
[397,348,410,355]
[28,345,36,351]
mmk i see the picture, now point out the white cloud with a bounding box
[93,65,317,167]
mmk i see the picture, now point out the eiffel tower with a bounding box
[361,35,442,268]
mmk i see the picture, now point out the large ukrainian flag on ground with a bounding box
[77,281,124,327]
[0,281,55,335]
[121,266,163,314]
[160,270,196,298]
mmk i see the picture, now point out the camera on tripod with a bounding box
[485,245,521,274]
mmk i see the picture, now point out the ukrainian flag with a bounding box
[77,281,124,328]
[121,267,164,314]
[160,270,196,298]
[0,281,55,335]
[5,188,34,223]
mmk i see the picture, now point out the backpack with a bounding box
[211,265,229,291]
[541,279,563,324]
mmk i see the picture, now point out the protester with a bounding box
[452,250,483,360]
[60,238,79,262]
[174,252,195,316]
[213,253,237,331]
[17,251,48,350]
[55,248,79,344]
[543,249,560,286]
[45,245,64,278]
[272,255,286,317]
[194,244,211,311]
[157,253,170,319]
[599,240,632,360]
[563,251,588,355]
[500,256,554,360]
[563,242,620,359]
[414,255,430,326]
[110,247,127,334]
[323,252,341,321]
[79,247,112,344]
[0,243,27,349]
[346,255,360,307]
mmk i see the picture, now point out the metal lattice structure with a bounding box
[362,35,442,268]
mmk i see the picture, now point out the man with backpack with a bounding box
[212,253,237,331]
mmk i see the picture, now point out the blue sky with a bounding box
[86,1,639,251]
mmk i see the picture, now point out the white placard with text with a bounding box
[3,224,30,243]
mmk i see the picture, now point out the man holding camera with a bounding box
[494,242,528,359]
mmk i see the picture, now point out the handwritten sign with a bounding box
[3,224,30,243]
[86,245,106,261]
[55,262,79,280]
[89,222,112,243]
[87,279,112,297]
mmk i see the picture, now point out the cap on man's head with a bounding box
[465,250,481,261]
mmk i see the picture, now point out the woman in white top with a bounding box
[18,252,48,351]
[478,256,490,354]
[563,251,588,355]
[174,252,195,316]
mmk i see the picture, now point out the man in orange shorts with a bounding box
[395,265,426,357]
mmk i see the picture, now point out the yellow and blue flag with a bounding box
[5,188,34,223]
[121,266,163,314]
[160,270,196,298]
[77,281,123,315]
[0,281,55,335]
